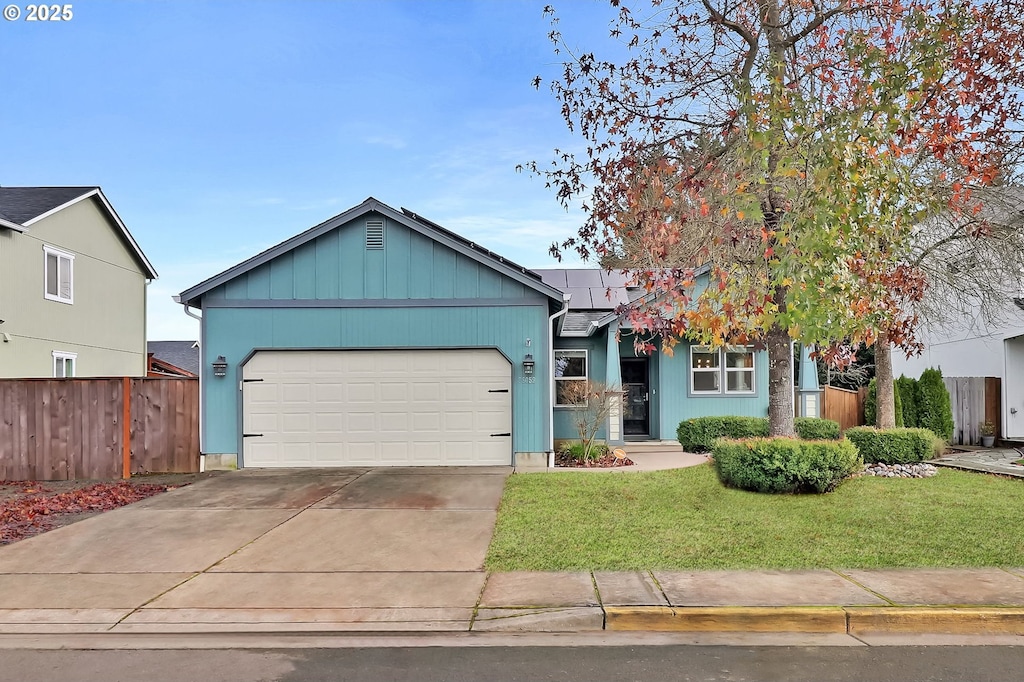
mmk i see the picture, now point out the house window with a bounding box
[43,245,74,304]
[554,349,587,406]
[690,346,755,394]
[52,351,76,378]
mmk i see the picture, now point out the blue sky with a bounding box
[1,0,610,339]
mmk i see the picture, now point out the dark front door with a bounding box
[621,358,650,437]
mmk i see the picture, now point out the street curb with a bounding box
[604,606,1024,635]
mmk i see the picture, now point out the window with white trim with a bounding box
[690,345,755,394]
[554,349,588,406]
[43,245,74,304]
[52,351,76,378]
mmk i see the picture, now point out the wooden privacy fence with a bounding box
[944,376,1001,446]
[0,377,199,481]
[823,385,868,431]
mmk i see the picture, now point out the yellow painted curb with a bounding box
[604,606,847,633]
[846,608,1024,636]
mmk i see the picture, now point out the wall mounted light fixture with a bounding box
[212,355,228,377]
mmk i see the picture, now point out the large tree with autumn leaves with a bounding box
[533,0,1023,436]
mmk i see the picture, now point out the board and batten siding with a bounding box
[203,306,549,462]
[552,335,609,442]
[0,197,148,378]
[203,215,535,303]
[197,212,554,463]
[657,341,770,439]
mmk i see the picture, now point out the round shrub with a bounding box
[844,426,937,464]
[676,416,769,452]
[794,417,841,440]
[713,437,861,494]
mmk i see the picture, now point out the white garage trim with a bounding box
[240,348,513,467]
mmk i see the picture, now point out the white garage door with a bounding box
[241,349,513,467]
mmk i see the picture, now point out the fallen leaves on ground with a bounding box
[0,481,174,545]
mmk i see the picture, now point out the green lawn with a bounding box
[485,464,1024,571]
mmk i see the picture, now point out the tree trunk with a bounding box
[874,330,896,429]
[767,322,795,437]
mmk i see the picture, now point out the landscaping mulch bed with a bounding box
[0,472,216,546]
[554,452,635,468]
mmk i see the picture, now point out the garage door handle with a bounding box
[490,432,511,437]
[242,433,263,438]
[488,389,509,393]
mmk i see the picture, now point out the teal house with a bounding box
[177,198,770,470]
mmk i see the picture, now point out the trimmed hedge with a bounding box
[713,437,861,494]
[794,417,841,440]
[676,416,768,452]
[677,416,840,452]
[844,426,937,464]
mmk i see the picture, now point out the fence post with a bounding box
[122,376,131,479]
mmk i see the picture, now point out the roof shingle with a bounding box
[0,187,98,225]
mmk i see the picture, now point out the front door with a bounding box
[621,358,650,437]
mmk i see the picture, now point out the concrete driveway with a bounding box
[0,467,510,633]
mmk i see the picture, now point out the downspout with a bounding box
[173,295,204,470]
[547,293,571,468]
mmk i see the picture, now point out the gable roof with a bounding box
[147,341,200,376]
[0,186,158,279]
[177,197,566,307]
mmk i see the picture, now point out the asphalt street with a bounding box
[0,646,1021,682]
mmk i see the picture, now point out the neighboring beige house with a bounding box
[0,187,157,378]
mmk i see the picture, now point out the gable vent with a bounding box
[365,220,384,249]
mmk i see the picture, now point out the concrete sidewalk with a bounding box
[2,567,1023,638]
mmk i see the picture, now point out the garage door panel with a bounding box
[379,412,409,432]
[412,382,441,402]
[242,349,513,467]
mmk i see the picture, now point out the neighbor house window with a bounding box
[52,351,76,378]
[690,346,755,394]
[43,245,74,304]
[554,349,587,406]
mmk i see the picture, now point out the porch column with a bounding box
[605,321,625,445]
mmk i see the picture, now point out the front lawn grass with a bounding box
[485,464,1024,571]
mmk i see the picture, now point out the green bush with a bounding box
[560,441,610,462]
[918,367,954,442]
[677,416,768,452]
[794,417,841,440]
[713,437,861,494]
[864,377,904,427]
[896,375,921,428]
[844,426,937,464]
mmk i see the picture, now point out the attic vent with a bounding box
[366,220,384,249]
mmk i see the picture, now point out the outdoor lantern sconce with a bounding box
[522,353,535,376]
[212,355,228,377]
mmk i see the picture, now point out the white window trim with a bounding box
[554,349,588,407]
[723,346,756,395]
[43,245,75,305]
[52,350,77,378]
[690,345,722,394]
[690,345,756,395]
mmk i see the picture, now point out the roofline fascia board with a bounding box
[0,218,24,232]
[178,197,565,306]
[200,297,548,309]
[21,188,159,280]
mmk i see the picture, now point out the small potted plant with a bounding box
[979,421,996,447]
